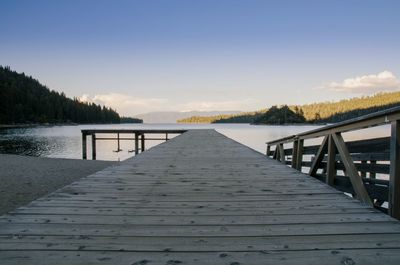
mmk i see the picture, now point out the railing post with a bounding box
[266,145,271,157]
[272,145,278,160]
[117,133,120,152]
[295,139,304,171]
[389,120,400,219]
[82,132,87,160]
[278,143,285,164]
[141,133,145,152]
[370,160,376,179]
[292,140,298,168]
[326,134,336,186]
[91,134,96,160]
[135,133,139,155]
[360,160,367,178]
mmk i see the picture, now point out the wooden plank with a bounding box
[390,120,400,219]
[2,249,400,265]
[1,234,400,252]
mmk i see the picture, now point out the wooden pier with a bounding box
[1,129,400,264]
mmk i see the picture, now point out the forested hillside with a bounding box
[253,105,306,124]
[177,111,265,124]
[178,92,400,124]
[0,66,141,124]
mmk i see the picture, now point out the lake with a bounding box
[0,123,390,161]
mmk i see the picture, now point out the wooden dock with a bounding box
[1,129,400,264]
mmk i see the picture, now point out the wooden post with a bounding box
[266,145,271,157]
[389,120,400,219]
[278,143,285,164]
[326,134,336,186]
[370,160,377,179]
[135,133,139,155]
[360,160,367,178]
[91,134,96,160]
[272,146,278,160]
[292,140,298,168]
[117,133,121,152]
[141,133,145,152]
[332,133,372,206]
[166,133,168,141]
[82,133,87,160]
[296,139,304,171]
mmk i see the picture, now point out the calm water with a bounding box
[0,123,390,161]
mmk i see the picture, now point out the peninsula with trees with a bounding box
[0,66,142,125]
[178,92,400,124]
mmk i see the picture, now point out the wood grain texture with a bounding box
[1,129,400,264]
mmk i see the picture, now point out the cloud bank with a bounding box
[326,71,400,93]
[79,93,258,116]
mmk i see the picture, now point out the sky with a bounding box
[1,0,400,116]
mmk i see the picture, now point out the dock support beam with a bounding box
[389,120,400,219]
[82,133,87,160]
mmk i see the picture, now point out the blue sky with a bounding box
[1,0,400,115]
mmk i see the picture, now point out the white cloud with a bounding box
[79,93,168,115]
[79,93,258,115]
[325,71,400,93]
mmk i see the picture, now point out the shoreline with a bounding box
[0,154,116,215]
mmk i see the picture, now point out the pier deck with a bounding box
[1,129,400,264]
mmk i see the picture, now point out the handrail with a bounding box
[269,106,400,143]
[266,135,296,145]
[266,106,400,220]
[81,129,187,160]
[82,129,187,134]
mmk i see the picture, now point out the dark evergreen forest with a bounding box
[0,66,142,124]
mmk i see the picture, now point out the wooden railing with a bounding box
[266,106,400,219]
[81,129,187,160]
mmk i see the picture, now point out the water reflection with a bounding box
[0,123,390,161]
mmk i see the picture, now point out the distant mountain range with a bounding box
[136,111,241,123]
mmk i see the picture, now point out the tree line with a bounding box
[0,66,142,124]
[178,92,400,124]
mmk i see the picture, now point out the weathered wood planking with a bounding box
[1,129,400,265]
